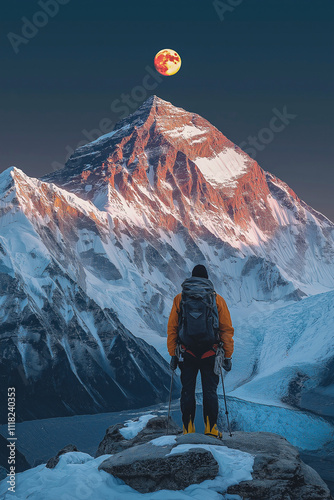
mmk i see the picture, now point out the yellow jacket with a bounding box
[167,293,234,358]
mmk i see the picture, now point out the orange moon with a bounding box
[154,49,181,76]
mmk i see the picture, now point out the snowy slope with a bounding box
[0,167,178,422]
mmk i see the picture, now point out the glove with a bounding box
[223,358,232,372]
[170,356,178,371]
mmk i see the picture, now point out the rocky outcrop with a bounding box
[95,417,332,498]
[99,442,219,493]
[95,415,182,456]
[221,432,332,500]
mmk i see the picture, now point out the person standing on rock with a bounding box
[167,264,234,438]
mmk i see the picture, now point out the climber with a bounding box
[167,264,234,438]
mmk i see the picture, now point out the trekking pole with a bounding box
[166,370,174,435]
[220,367,232,437]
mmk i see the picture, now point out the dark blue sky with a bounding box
[1,0,333,220]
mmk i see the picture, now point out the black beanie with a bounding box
[192,265,208,279]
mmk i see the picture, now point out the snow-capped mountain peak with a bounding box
[39,96,333,293]
[42,95,251,197]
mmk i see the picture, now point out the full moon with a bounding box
[154,49,181,76]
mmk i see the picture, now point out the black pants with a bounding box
[179,351,219,432]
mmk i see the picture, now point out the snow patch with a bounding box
[146,164,155,187]
[119,414,157,440]
[83,123,131,147]
[168,443,254,490]
[195,149,249,187]
[150,435,177,446]
[166,125,208,140]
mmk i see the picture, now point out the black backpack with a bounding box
[177,277,219,350]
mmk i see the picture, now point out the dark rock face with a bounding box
[79,249,122,280]
[228,472,331,500]
[0,261,179,422]
[98,443,219,493]
[46,444,79,469]
[95,416,182,456]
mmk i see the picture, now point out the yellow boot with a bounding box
[183,419,196,434]
[204,416,222,439]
